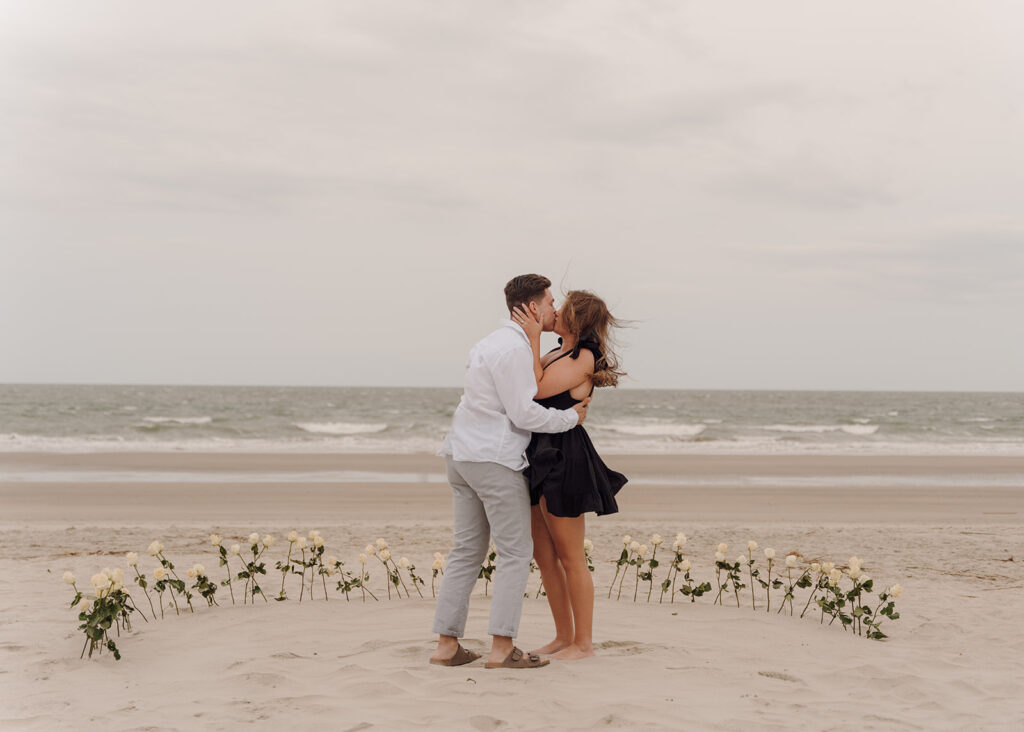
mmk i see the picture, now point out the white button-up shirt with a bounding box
[439,320,580,470]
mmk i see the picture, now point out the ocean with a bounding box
[2,384,1023,456]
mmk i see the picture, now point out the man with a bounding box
[430,274,590,669]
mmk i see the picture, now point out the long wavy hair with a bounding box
[559,289,626,388]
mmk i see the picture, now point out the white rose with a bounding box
[433,559,443,570]
[638,545,649,558]
[828,568,842,586]
[785,554,798,568]
[621,535,631,546]
[629,541,641,553]
[187,568,197,579]
[313,536,324,548]
[147,540,163,556]
[433,551,444,561]
[736,554,746,565]
[365,544,377,556]
[62,571,76,585]
[326,555,338,566]
[859,574,870,585]
[210,534,222,546]
[399,557,410,569]
[359,553,368,564]
[714,551,725,562]
[747,540,758,552]
[154,567,167,581]
[889,584,903,598]
[717,543,728,554]
[849,566,862,580]
[650,534,663,546]
[230,544,241,555]
[810,562,821,573]
[287,530,299,543]
[675,533,687,546]
[111,568,125,584]
[295,538,308,550]
[248,533,260,545]
[380,549,391,562]
[263,534,276,548]
[680,559,692,572]
[583,539,594,554]
[76,598,90,613]
[90,573,107,589]
[376,538,388,550]
[848,556,862,571]
[309,530,321,541]
[125,552,138,566]
[822,562,835,573]
[326,566,338,576]
[764,548,776,560]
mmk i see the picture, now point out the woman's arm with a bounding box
[534,349,594,400]
[512,305,544,385]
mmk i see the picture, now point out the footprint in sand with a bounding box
[757,670,803,683]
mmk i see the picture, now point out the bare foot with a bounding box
[529,638,572,655]
[552,645,595,661]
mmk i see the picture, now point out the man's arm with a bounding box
[491,347,585,433]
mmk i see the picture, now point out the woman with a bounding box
[511,289,627,661]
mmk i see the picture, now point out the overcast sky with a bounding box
[3,1,1023,390]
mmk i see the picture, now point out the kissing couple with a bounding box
[430,273,627,669]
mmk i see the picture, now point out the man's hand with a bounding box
[511,305,542,342]
[572,396,591,425]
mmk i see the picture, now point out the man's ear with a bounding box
[527,300,540,316]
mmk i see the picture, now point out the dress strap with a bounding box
[542,349,575,371]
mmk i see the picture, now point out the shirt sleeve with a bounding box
[491,345,580,433]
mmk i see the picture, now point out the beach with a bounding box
[1,451,1022,730]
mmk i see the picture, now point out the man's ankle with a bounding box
[490,635,514,657]
[437,635,459,650]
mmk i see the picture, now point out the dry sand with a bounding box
[1,452,1022,730]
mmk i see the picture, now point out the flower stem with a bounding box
[279,543,293,599]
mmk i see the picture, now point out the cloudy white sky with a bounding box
[3,1,1023,390]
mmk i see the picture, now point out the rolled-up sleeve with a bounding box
[491,346,579,433]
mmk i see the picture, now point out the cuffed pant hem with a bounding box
[487,627,518,639]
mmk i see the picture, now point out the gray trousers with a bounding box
[432,457,533,639]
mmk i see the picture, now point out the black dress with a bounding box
[524,338,627,518]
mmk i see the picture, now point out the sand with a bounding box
[1,452,1022,730]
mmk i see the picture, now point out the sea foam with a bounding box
[293,422,389,435]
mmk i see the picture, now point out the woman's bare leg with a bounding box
[541,499,595,660]
[529,504,574,654]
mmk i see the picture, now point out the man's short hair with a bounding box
[504,274,551,314]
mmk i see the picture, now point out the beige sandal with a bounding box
[429,643,481,667]
[484,647,550,669]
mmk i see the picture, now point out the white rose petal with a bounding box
[848,556,862,571]
[287,530,299,543]
[248,533,260,545]
[365,544,377,556]
[889,584,903,598]
[680,559,692,572]
[125,552,138,566]
[764,548,776,560]
[313,536,324,547]
[62,571,76,585]
[629,541,641,553]
[433,551,444,561]
[111,568,124,584]
[822,562,835,573]
[147,540,163,556]
[295,538,308,550]
[309,530,322,541]
[359,553,368,564]
[810,562,821,573]
[849,567,862,580]
[230,544,241,555]
[717,543,728,554]
[187,568,197,579]
[76,598,90,613]
[433,559,443,569]
[326,555,338,566]
[210,534,222,546]
[638,545,649,558]
[785,554,798,568]
[747,540,758,552]
[376,538,388,550]
[90,573,107,589]
[399,557,410,569]
[828,568,842,586]
[263,535,276,547]
[714,551,725,562]
[675,533,687,546]
[621,534,631,546]
[380,549,391,561]
[736,554,746,565]
[583,539,594,554]
[154,567,168,581]
[650,534,663,546]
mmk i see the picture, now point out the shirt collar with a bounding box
[501,318,529,343]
